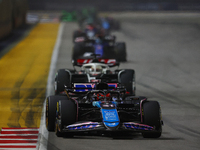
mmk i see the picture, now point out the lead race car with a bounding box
[46,82,163,138]
[54,56,135,96]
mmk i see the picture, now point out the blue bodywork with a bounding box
[93,101,119,128]
[94,44,104,57]
[101,108,120,128]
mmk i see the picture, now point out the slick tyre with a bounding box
[73,30,81,42]
[46,95,69,131]
[119,69,136,95]
[72,31,86,42]
[72,43,83,60]
[142,101,162,138]
[114,20,120,30]
[115,42,127,62]
[55,69,71,95]
[57,100,77,137]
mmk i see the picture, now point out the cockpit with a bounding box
[81,63,110,76]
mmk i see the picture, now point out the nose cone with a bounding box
[101,108,120,130]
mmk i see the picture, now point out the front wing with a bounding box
[61,121,154,132]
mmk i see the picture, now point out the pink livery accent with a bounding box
[140,98,147,123]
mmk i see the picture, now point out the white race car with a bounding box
[54,58,135,95]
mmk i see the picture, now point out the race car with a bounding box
[100,16,121,32]
[54,57,135,96]
[72,23,126,62]
[46,82,163,138]
[75,8,120,33]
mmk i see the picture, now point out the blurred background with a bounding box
[28,0,200,11]
[1,0,200,40]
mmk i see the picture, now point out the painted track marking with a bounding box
[0,128,39,149]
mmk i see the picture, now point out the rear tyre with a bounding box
[115,42,127,62]
[72,43,84,60]
[114,20,120,30]
[119,69,136,95]
[55,69,71,95]
[73,30,81,42]
[56,100,77,137]
[73,31,86,42]
[46,95,69,131]
[142,101,162,138]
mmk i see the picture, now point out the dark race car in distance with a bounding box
[72,24,126,62]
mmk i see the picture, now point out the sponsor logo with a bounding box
[74,83,117,92]
[104,110,117,121]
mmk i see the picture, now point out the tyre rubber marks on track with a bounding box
[0,128,39,149]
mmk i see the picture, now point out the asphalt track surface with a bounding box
[46,12,200,150]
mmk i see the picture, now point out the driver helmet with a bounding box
[90,65,103,76]
[106,93,111,101]
[86,24,95,38]
[97,93,105,101]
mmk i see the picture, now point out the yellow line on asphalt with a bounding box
[0,23,59,128]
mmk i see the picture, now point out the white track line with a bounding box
[38,22,64,150]
[0,139,37,141]
[0,134,38,136]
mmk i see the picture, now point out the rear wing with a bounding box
[64,82,126,97]
[73,83,118,92]
[72,58,120,67]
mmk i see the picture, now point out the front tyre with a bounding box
[142,101,162,138]
[46,95,69,131]
[56,100,77,137]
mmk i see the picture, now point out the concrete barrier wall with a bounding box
[0,0,13,40]
[0,0,28,40]
[12,0,28,28]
